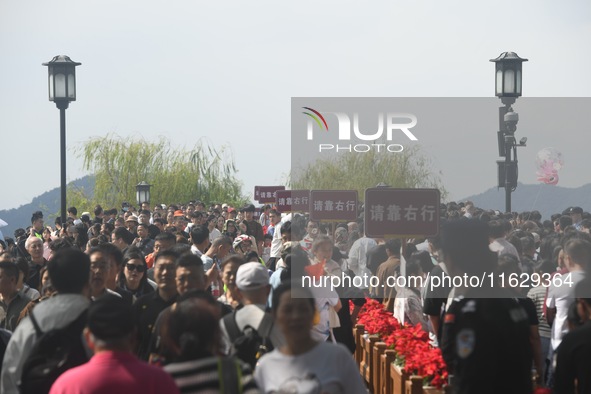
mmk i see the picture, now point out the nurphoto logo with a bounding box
[302,107,418,153]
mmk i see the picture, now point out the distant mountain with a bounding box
[0,176,95,237]
[461,182,591,221]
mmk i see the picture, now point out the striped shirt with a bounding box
[527,285,552,338]
[164,356,259,394]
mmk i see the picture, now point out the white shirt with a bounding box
[270,214,291,258]
[208,228,221,243]
[255,341,366,394]
[201,254,215,270]
[546,270,585,350]
[190,244,203,257]
[347,236,377,281]
[310,287,339,342]
[489,238,520,261]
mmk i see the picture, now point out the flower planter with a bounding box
[380,350,396,394]
[405,375,446,394]
[390,363,408,394]
[361,334,380,387]
[354,324,365,367]
[372,342,387,394]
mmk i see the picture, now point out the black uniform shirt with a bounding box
[441,290,533,394]
[133,291,178,361]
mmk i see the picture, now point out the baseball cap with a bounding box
[568,206,583,214]
[236,262,269,291]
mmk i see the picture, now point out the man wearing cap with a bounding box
[172,210,188,233]
[227,207,238,220]
[242,204,264,255]
[568,206,584,231]
[49,297,179,394]
[125,215,139,238]
[220,262,284,356]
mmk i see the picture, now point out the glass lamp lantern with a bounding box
[136,181,151,206]
[43,55,81,106]
[490,52,528,102]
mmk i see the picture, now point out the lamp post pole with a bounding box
[59,103,68,226]
[504,118,512,212]
[43,55,81,225]
[490,52,527,213]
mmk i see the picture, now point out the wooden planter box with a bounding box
[390,363,408,394]
[405,375,446,394]
[372,342,387,394]
[361,334,380,388]
[354,324,365,367]
[380,349,396,394]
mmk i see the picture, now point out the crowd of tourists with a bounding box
[0,199,589,393]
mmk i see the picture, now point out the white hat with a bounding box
[236,262,269,291]
[126,215,139,223]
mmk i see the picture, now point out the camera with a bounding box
[504,109,519,133]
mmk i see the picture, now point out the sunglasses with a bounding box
[126,263,146,273]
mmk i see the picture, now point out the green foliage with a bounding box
[66,182,96,215]
[290,146,446,200]
[75,134,246,208]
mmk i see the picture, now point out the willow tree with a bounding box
[290,145,446,200]
[75,134,246,208]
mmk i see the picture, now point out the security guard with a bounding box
[442,292,533,393]
[438,219,533,394]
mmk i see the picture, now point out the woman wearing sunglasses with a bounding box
[118,252,154,301]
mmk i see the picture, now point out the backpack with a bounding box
[19,309,89,394]
[223,311,274,370]
[218,356,243,394]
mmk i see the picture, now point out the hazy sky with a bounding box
[1,0,590,211]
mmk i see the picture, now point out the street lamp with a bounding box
[490,52,527,213]
[43,55,81,226]
[136,181,151,206]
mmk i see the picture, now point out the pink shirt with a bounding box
[49,351,179,394]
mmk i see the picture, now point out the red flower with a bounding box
[355,297,448,388]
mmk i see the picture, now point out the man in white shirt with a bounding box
[189,226,209,258]
[267,213,291,271]
[488,219,520,261]
[546,238,588,384]
[347,222,376,285]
